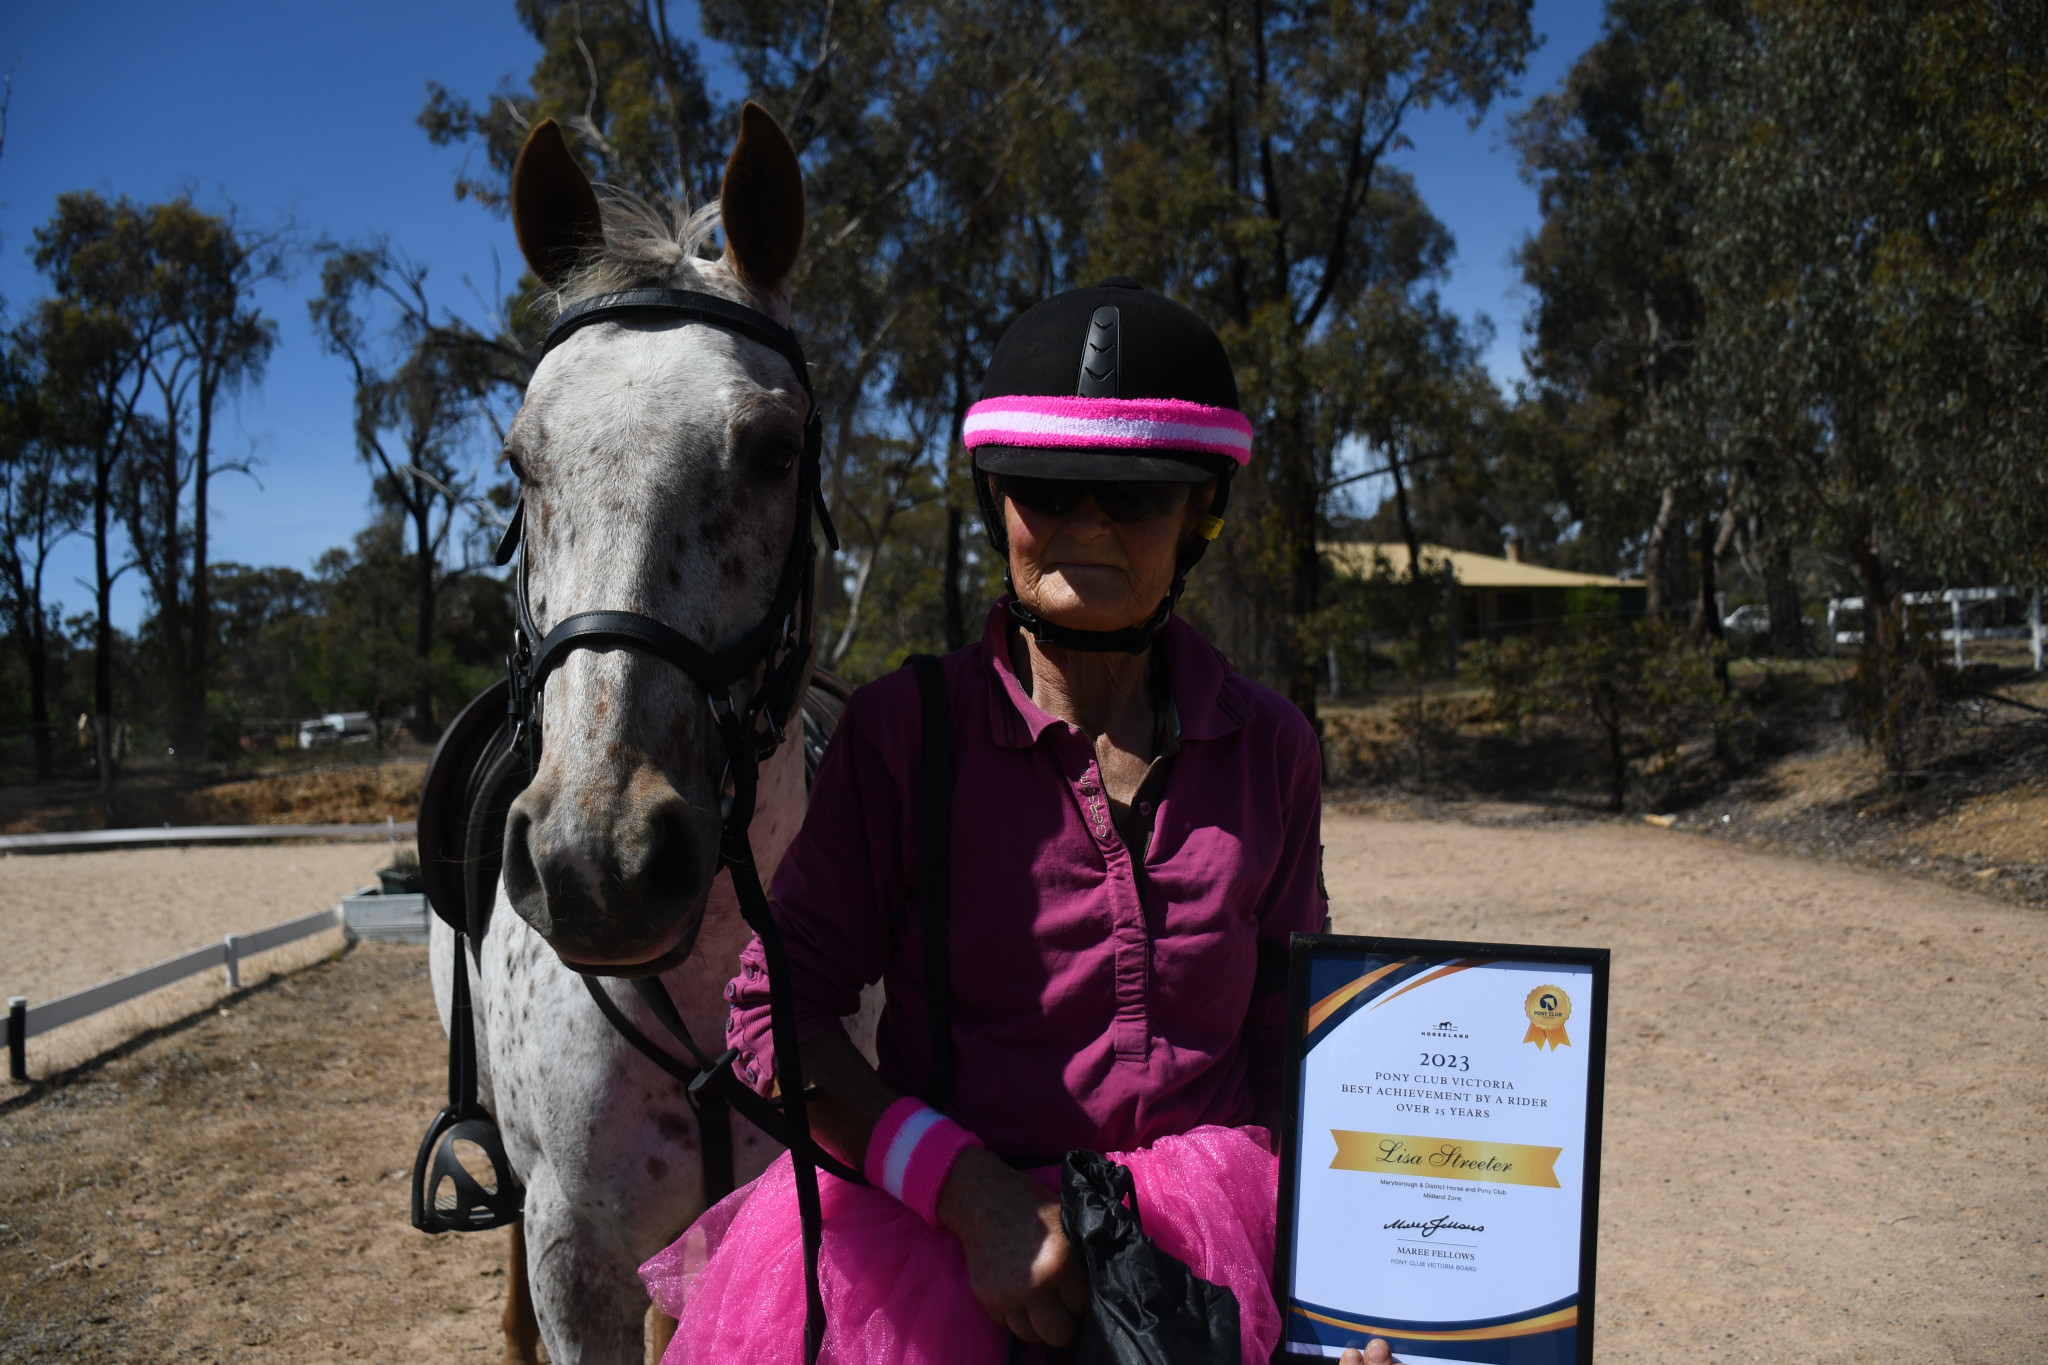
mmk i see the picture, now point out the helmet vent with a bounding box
[1076,306,1120,398]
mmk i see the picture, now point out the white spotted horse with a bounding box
[412,104,876,1364]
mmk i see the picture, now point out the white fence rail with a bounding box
[0,820,417,854]
[1826,586,2044,670]
[5,890,430,1082]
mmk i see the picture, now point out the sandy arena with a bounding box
[1,812,2043,1362]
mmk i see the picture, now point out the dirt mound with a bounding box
[182,762,426,826]
[0,760,428,835]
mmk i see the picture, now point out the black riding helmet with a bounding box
[967,277,1250,654]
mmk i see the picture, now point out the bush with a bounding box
[1472,615,1738,811]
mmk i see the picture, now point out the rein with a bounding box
[415,287,843,1365]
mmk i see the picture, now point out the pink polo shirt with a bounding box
[725,601,1327,1162]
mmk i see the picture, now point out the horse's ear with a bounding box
[513,119,603,288]
[720,102,805,291]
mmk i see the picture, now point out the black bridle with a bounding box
[498,287,843,1363]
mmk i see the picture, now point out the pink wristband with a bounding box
[864,1096,984,1226]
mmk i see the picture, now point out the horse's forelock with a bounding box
[549,189,764,317]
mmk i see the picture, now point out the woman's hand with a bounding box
[936,1146,1091,1345]
[1339,1343,1394,1364]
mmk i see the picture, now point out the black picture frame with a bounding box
[1271,934,1611,1365]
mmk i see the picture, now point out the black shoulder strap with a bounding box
[907,654,954,1110]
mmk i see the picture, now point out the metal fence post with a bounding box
[8,997,26,1082]
[223,934,240,990]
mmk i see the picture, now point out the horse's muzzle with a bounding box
[500,777,716,967]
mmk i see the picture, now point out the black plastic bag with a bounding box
[1059,1148,1241,1365]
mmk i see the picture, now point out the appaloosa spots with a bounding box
[646,1156,669,1182]
[653,1110,692,1143]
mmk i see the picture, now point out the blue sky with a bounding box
[0,0,1604,630]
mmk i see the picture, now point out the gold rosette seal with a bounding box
[1523,984,1572,1050]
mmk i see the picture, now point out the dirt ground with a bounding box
[0,842,399,1078]
[2,844,398,1001]
[1,813,2043,1362]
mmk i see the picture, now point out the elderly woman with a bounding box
[642,280,1379,1363]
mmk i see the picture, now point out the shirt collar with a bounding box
[979,598,1248,749]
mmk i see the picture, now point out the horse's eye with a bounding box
[743,433,799,482]
[505,449,530,483]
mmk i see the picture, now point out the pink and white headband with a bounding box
[962,395,1253,467]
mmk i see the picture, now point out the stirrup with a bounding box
[411,1105,525,1233]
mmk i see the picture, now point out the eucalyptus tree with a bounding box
[1685,0,2048,734]
[1057,0,1535,709]
[312,247,495,742]
[119,201,280,760]
[31,193,165,791]
[422,0,1092,665]
[1511,0,1748,624]
[0,324,79,780]
[422,1,1531,703]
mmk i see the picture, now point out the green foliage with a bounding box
[1515,0,2048,761]
[1473,615,1736,810]
[417,0,1535,698]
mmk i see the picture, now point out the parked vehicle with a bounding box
[297,712,374,749]
[1722,604,1770,635]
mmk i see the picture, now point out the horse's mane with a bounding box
[551,187,725,312]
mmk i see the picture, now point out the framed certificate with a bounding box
[1273,935,1609,1365]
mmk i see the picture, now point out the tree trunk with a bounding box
[28,608,52,782]
[93,449,115,798]
[1691,501,1732,688]
[943,502,966,652]
[1278,406,1321,724]
[1643,483,1682,621]
[413,501,439,744]
[187,371,215,760]
[1606,714,1626,812]
[1764,543,1805,657]
[1387,444,1422,579]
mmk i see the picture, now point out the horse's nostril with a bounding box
[500,806,549,933]
[637,804,701,904]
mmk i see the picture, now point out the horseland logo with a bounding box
[1421,1019,1469,1039]
[1523,985,1572,1050]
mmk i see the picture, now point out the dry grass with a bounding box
[180,762,426,826]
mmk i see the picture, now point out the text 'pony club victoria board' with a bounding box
[1274,936,1610,1364]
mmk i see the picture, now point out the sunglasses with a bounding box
[995,474,1191,524]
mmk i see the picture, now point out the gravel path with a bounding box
[1322,810,2047,1363]
[0,815,2041,1362]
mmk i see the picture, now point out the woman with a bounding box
[643,279,1388,1363]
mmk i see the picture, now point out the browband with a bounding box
[542,288,815,404]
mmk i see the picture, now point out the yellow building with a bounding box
[1323,541,1645,637]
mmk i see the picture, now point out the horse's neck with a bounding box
[656,716,809,1017]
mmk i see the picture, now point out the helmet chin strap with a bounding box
[1005,576,1181,655]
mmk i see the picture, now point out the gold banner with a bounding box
[1330,1131,1562,1188]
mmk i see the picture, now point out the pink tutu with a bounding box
[641,1124,1280,1365]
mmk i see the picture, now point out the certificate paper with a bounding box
[1274,937,1609,1365]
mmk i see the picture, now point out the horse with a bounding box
[426,104,872,1364]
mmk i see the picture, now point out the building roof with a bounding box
[1322,542,1640,590]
